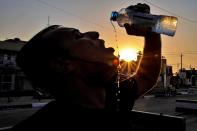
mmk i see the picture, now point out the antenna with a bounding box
[47,16,50,27]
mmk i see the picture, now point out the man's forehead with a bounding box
[42,26,80,38]
[60,27,80,33]
[67,28,79,32]
[57,28,82,38]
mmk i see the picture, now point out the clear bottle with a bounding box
[110,8,178,36]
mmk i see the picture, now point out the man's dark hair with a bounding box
[16,25,73,91]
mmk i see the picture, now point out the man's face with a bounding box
[59,27,118,84]
[63,28,117,66]
[43,27,118,83]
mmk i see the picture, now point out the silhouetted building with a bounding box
[0,38,33,93]
[178,68,197,87]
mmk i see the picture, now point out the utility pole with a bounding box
[180,53,183,71]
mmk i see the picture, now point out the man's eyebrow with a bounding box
[71,29,80,33]
[70,29,83,38]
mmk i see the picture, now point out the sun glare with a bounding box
[119,48,138,62]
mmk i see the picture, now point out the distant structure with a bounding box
[152,57,174,96]
[0,38,33,94]
[177,68,197,87]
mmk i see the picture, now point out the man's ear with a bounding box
[48,57,75,74]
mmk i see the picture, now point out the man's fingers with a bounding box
[124,24,133,35]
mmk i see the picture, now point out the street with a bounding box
[0,108,38,128]
[0,94,196,131]
[133,94,197,131]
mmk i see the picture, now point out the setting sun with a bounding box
[119,48,138,62]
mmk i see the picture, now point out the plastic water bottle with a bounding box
[110,8,178,36]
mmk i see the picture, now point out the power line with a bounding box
[34,0,133,39]
[35,0,107,29]
[163,51,197,54]
[34,0,146,47]
[142,0,197,24]
[33,0,197,55]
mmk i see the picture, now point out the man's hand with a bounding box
[126,3,150,13]
[124,3,152,37]
[124,23,152,37]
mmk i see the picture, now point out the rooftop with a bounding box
[0,38,26,52]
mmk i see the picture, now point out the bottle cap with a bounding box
[110,11,118,21]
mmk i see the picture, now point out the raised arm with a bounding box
[134,32,161,98]
[124,23,161,98]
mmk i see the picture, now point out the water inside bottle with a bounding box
[155,16,178,36]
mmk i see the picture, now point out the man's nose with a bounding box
[83,31,99,39]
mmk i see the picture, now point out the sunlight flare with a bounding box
[119,48,138,62]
